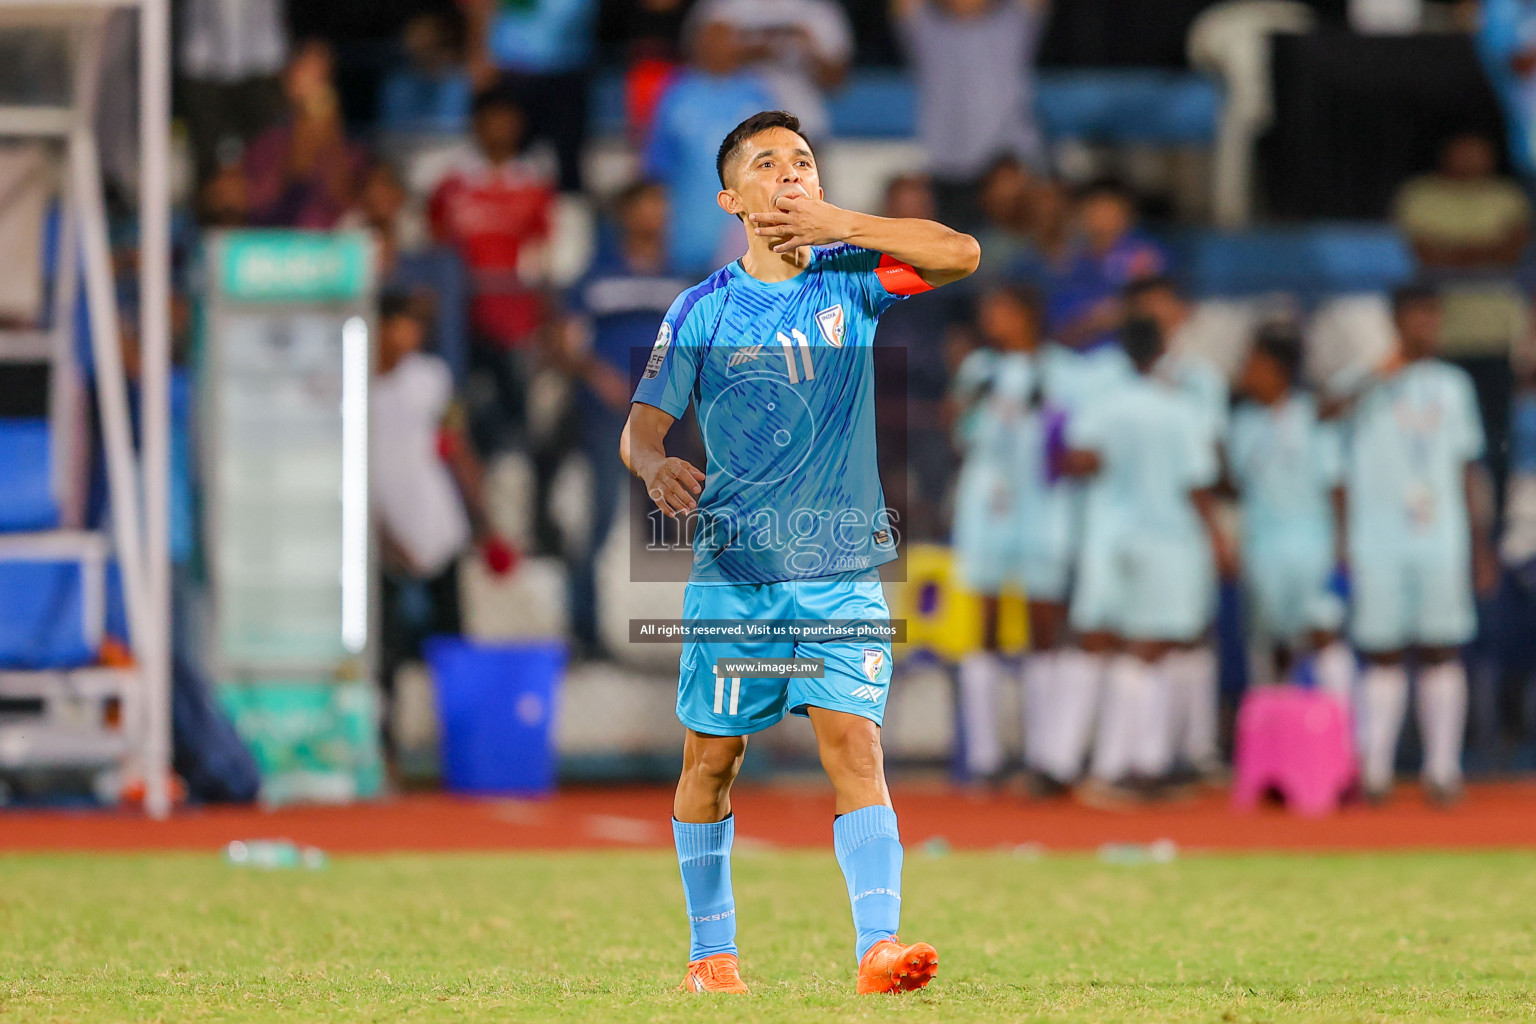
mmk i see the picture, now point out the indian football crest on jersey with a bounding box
[643,321,672,379]
[815,304,846,348]
[862,647,885,683]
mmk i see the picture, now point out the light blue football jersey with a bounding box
[1045,341,1134,416]
[632,244,914,583]
[1344,359,1485,554]
[1158,349,1229,445]
[1068,373,1217,545]
[1227,392,1342,547]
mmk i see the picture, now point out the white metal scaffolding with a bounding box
[0,0,171,817]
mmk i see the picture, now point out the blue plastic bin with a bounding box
[425,637,566,795]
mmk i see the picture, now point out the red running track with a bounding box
[3,782,1535,854]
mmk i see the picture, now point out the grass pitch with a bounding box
[2,848,1534,1022]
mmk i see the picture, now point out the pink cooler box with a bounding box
[1232,685,1357,817]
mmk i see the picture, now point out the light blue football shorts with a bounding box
[1245,533,1344,644]
[676,569,894,737]
[1070,531,1214,642]
[1350,542,1476,652]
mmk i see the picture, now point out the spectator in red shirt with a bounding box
[428,87,566,551]
[428,89,556,358]
[243,40,370,229]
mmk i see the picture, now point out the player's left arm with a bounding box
[751,195,981,287]
[1192,486,1240,580]
[1467,461,1500,597]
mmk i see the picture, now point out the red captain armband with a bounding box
[875,254,935,296]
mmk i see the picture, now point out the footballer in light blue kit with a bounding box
[1340,286,1498,805]
[949,286,1076,785]
[620,111,978,995]
[1060,318,1235,797]
[1125,276,1230,775]
[1226,325,1355,700]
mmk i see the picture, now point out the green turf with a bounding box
[2,848,1534,1022]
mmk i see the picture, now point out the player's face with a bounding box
[1079,194,1132,247]
[1127,286,1186,335]
[1395,301,1443,358]
[379,313,425,370]
[719,127,823,220]
[1239,350,1287,403]
[979,294,1037,352]
[622,187,669,240]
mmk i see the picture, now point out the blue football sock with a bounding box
[833,804,903,963]
[673,815,737,962]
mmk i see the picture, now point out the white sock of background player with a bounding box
[1359,662,1409,793]
[958,651,1005,779]
[1416,659,1468,791]
[1020,650,1056,774]
[1133,657,1176,778]
[1314,640,1356,705]
[1166,646,1218,768]
[1091,654,1147,783]
[1048,647,1104,784]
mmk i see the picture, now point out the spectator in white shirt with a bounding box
[684,0,853,140]
[892,0,1049,221]
[372,293,518,760]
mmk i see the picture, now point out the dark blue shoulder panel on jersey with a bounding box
[673,267,731,336]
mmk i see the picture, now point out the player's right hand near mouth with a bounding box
[646,457,706,516]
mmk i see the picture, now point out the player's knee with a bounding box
[684,738,746,787]
[821,722,884,784]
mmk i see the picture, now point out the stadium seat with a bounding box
[580,69,1221,145]
[377,70,473,136]
[0,417,58,531]
[1037,70,1221,145]
[1176,226,1416,298]
[0,559,95,669]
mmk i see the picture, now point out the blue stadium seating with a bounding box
[0,418,58,531]
[1174,226,1416,298]
[378,70,474,136]
[0,561,92,669]
[381,67,1222,146]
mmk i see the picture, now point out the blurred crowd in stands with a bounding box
[116,0,1536,785]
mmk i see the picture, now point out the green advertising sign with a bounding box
[217,231,371,303]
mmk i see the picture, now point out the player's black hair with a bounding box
[716,110,814,189]
[614,178,665,213]
[379,290,421,323]
[471,85,522,120]
[1123,274,1181,303]
[982,283,1044,325]
[1120,316,1165,371]
[1392,281,1440,315]
[1252,321,1305,384]
[1075,176,1135,205]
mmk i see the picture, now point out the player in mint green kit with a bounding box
[1126,276,1229,775]
[1060,318,1236,801]
[1226,325,1354,700]
[620,111,978,994]
[1340,286,1499,805]
[949,286,1075,786]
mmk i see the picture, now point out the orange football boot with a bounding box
[856,937,939,994]
[678,952,750,993]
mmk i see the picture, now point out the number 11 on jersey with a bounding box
[777,329,815,384]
